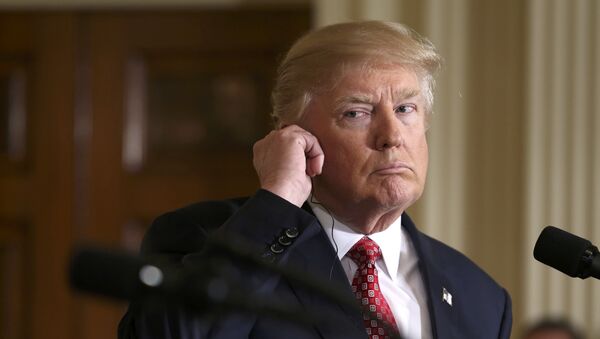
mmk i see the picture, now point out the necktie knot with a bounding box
[348,237,381,267]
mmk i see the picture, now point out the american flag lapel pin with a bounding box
[442,287,453,306]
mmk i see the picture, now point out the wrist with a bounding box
[261,182,308,207]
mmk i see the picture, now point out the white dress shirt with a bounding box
[308,200,432,339]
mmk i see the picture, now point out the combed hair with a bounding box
[271,21,443,128]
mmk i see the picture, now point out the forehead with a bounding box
[327,65,422,103]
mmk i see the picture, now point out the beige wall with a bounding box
[524,0,600,335]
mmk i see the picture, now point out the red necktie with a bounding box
[348,237,399,339]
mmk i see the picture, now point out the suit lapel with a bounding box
[402,214,459,339]
[283,207,464,339]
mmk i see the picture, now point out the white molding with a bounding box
[547,0,569,316]
[313,0,352,27]
[569,0,591,327]
[524,0,546,322]
[421,0,467,251]
[591,0,600,334]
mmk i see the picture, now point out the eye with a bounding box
[395,104,416,114]
[343,110,367,119]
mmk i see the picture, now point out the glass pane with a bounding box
[0,69,26,163]
[123,56,274,173]
[147,72,265,152]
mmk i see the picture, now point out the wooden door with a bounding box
[79,9,310,339]
[0,12,78,339]
[0,8,309,339]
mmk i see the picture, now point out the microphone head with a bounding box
[534,226,593,278]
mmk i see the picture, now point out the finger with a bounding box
[306,153,324,177]
[302,133,324,177]
[283,125,324,176]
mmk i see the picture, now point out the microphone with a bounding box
[69,247,182,301]
[533,226,600,280]
[69,246,316,324]
[70,242,402,338]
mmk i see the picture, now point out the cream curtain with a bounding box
[524,0,600,334]
[313,0,600,336]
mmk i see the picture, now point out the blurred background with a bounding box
[0,0,598,338]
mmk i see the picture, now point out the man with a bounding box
[119,21,512,339]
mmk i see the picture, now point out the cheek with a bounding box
[404,127,428,170]
[321,137,368,176]
[417,136,429,176]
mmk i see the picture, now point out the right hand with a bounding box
[253,125,324,207]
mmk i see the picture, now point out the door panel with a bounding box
[81,9,309,339]
[0,12,78,339]
[0,8,310,339]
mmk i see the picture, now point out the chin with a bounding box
[373,180,422,210]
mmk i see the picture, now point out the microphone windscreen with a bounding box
[534,226,592,277]
[69,247,145,300]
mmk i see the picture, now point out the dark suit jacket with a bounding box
[119,189,512,339]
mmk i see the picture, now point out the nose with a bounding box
[374,109,404,151]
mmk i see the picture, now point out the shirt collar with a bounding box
[307,199,403,280]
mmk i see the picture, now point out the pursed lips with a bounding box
[371,161,412,175]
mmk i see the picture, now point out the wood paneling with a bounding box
[80,11,308,338]
[0,222,27,339]
[29,13,77,339]
[0,8,310,339]
[0,13,77,339]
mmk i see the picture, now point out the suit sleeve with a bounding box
[212,189,317,261]
[118,189,318,339]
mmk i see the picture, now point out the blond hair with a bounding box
[271,21,442,127]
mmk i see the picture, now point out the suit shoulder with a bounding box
[417,232,512,337]
[141,197,248,257]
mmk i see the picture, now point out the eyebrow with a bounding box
[333,87,421,109]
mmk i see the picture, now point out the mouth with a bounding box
[372,162,413,175]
